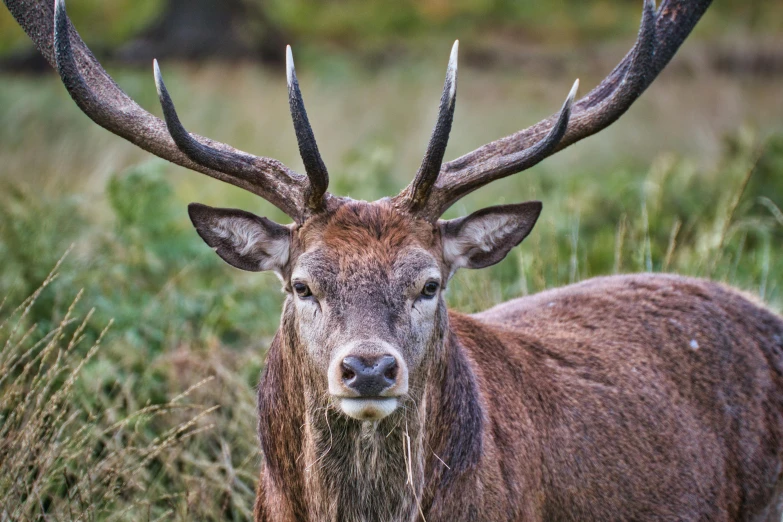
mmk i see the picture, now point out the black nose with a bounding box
[341,355,398,397]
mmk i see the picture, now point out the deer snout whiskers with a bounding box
[328,342,409,420]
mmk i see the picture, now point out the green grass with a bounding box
[0,266,261,519]
[0,56,782,519]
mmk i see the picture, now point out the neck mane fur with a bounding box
[257,316,485,522]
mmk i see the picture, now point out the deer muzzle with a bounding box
[328,341,409,421]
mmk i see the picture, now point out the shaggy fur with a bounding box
[252,202,783,522]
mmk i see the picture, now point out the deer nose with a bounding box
[341,355,398,397]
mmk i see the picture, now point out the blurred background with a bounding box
[1,0,782,519]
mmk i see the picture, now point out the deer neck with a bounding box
[298,387,426,521]
[258,316,484,522]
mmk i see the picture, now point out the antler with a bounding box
[405,40,460,213]
[395,0,713,221]
[4,0,330,223]
[3,0,711,224]
[285,46,330,211]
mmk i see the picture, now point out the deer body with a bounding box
[253,203,783,521]
[9,0,783,520]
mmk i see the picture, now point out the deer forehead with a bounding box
[292,202,442,286]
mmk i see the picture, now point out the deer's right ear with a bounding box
[188,203,291,274]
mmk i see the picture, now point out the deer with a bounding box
[6,0,783,519]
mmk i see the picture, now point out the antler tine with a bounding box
[152,61,276,188]
[153,58,333,219]
[7,0,316,222]
[407,0,711,221]
[409,79,579,220]
[401,40,459,213]
[286,46,330,211]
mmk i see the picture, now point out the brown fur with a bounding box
[253,202,783,521]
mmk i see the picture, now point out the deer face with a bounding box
[287,203,443,421]
[188,199,541,421]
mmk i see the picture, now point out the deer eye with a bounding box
[421,280,440,299]
[293,282,312,298]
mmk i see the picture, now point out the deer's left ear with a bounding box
[188,203,291,274]
[440,201,542,272]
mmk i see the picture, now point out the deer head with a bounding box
[5,0,708,421]
[179,41,554,420]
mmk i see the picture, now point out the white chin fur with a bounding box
[339,398,398,421]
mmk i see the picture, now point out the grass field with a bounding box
[1,38,782,520]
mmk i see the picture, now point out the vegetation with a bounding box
[0,2,782,517]
[0,265,261,519]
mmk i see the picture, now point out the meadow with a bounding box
[1,17,783,521]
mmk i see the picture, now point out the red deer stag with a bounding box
[6,0,783,519]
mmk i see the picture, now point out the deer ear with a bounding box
[188,203,291,274]
[440,201,542,272]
